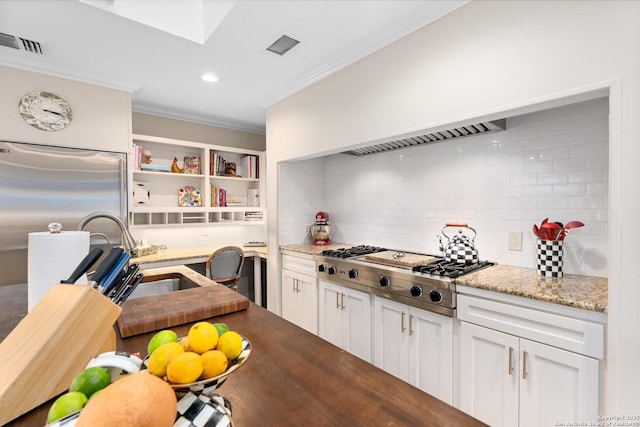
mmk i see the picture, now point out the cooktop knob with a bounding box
[348,269,358,279]
[318,264,326,273]
[429,290,443,303]
[379,276,390,287]
[328,266,336,275]
[410,285,423,297]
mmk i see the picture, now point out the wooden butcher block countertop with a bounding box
[364,250,437,267]
[116,265,250,337]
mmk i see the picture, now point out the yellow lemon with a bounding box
[166,352,203,384]
[180,336,191,352]
[200,350,228,380]
[187,322,218,354]
[147,342,184,377]
[216,331,243,360]
[147,330,178,356]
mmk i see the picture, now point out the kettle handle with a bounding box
[442,223,477,240]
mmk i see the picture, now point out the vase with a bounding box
[537,239,563,278]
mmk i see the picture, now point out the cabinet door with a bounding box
[409,307,453,404]
[460,321,519,427]
[281,269,300,326]
[519,339,599,427]
[297,272,318,335]
[318,280,343,349]
[373,297,409,381]
[342,287,372,362]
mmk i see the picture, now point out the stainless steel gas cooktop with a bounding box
[315,245,494,317]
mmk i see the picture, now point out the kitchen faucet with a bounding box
[77,212,137,252]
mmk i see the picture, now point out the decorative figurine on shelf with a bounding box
[225,162,236,176]
[171,157,183,173]
[178,186,201,207]
[142,149,152,164]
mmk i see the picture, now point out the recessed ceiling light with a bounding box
[201,73,219,83]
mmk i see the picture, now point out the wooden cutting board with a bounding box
[364,251,438,268]
[117,284,249,338]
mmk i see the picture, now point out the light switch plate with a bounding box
[508,231,522,251]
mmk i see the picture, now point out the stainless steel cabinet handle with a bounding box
[336,291,340,309]
[409,314,414,336]
[508,347,514,375]
[341,293,345,310]
[401,311,406,333]
[522,350,528,380]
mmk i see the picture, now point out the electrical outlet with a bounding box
[508,231,522,251]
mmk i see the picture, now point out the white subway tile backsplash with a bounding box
[279,98,609,277]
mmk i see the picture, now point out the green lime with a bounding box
[46,391,87,423]
[148,329,179,356]
[214,323,229,337]
[69,366,111,399]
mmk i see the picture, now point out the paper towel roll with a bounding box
[28,230,90,311]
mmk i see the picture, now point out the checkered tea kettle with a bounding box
[438,223,479,265]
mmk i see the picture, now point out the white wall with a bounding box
[0,65,131,152]
[280,98,608,277]
[267,1,640,414]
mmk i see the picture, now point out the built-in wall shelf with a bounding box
[128,134,264,228]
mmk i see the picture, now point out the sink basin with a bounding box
[127,274,200,299]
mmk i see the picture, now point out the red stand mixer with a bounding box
[310,211,331,246]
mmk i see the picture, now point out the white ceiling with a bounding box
[0,0,467,134]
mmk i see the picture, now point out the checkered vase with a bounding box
[537,239,563,278]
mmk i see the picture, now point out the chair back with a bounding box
[205,246,245,289]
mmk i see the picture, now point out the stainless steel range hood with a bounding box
[344,119,507,156]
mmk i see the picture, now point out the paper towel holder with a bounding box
[48,222,62,233]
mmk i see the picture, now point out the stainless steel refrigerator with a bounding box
[0,141,127,286]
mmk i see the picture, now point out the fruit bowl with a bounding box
[143,335,251,393]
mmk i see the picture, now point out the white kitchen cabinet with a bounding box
[128,134,265,227]
[457,289,603,427]
[281,252,318,335]
[373,297,453,404]
[281,269,318,335]
[318,279,372,362]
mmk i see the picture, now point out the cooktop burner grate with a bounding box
[321,245,387,258]
[412,259,494,278]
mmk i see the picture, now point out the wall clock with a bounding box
[19,91,73,131]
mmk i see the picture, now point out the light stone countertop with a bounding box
[455,264,608,313]
[132,244,267,265]
[280,242,355,256]
[280,243,608,314]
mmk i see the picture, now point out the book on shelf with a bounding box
[225,199,244,207]
[244,211,263,221]
[210,152,231,177]
[241,155,259,179]
[140,163,170,172]
[212,185,232,207]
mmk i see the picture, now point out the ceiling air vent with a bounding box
[0,32,45,54]
[345,119,507,156]
[266,34,300,56]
